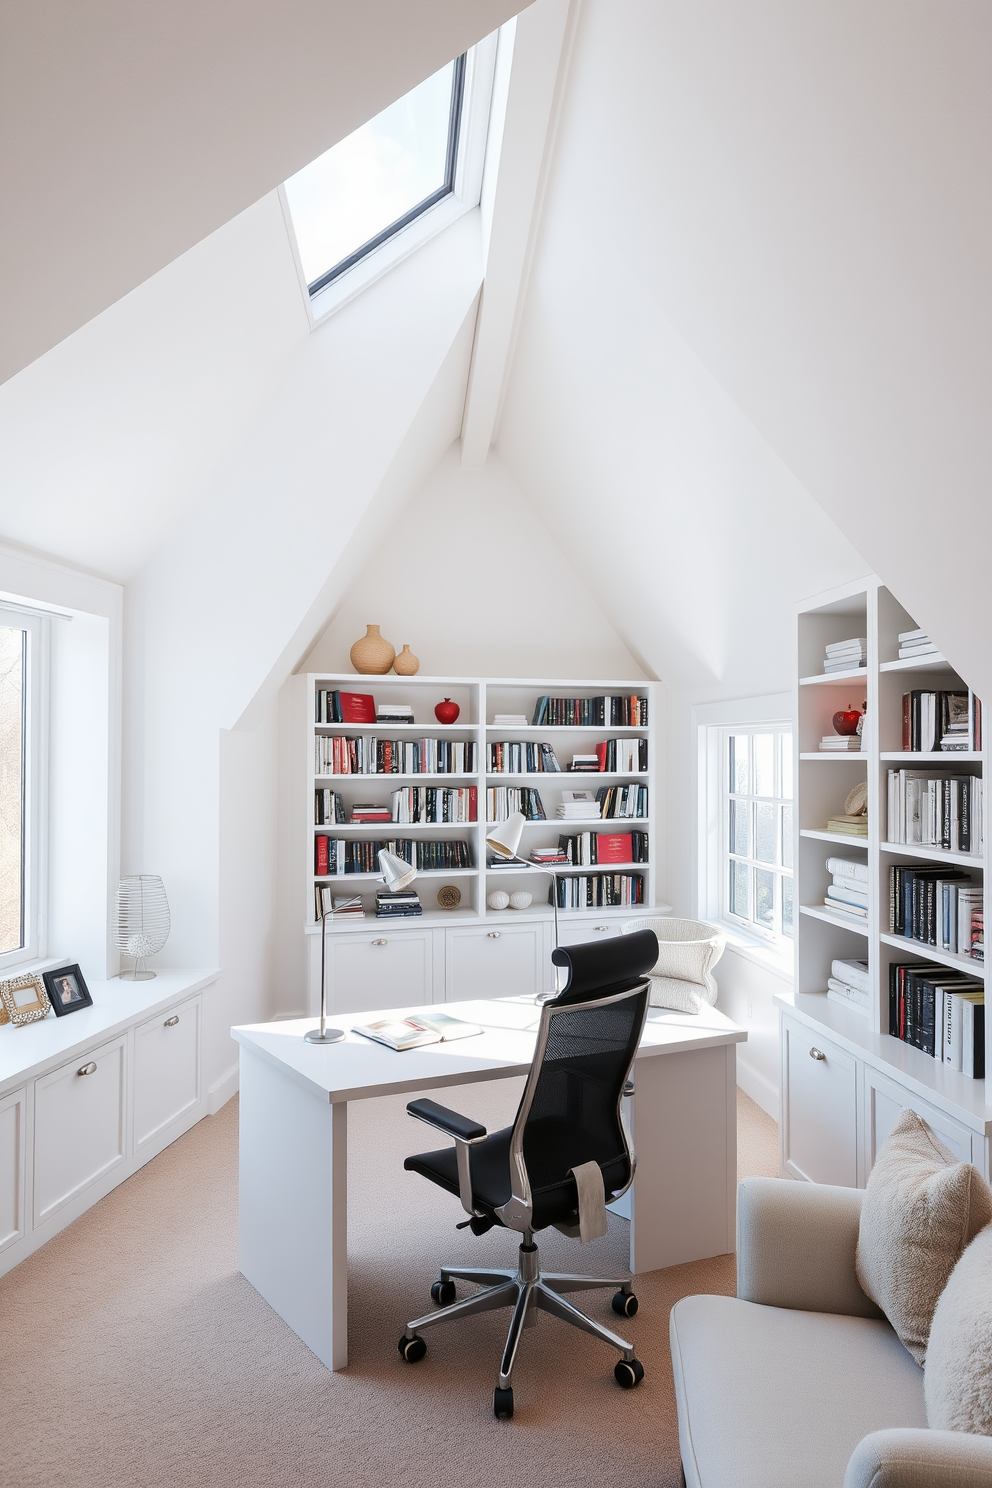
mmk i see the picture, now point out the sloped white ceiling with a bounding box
[0,0,520,384]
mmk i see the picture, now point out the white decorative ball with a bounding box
[487,890,510,911]
[509,891,532,910]
[125,932,156,958]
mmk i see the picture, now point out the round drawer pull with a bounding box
[487,931,501,939]
[595,925,609,932]
[809,1047,826,1061]
[372,938,388,946]
[77,1061,97,1077]
[164,1015,180,1027]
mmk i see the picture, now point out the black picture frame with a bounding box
[42,964,93,1017]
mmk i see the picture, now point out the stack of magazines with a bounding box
[375,890,422,918]
[822,638,867,673]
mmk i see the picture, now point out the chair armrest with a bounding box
[845,1429,992,1488]
[737,1177,882,1318]
[406,1098,487,1142]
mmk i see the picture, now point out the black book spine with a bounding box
[974,1006,986,1079]
[961,776,971,853]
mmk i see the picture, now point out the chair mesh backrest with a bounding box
[515,931,656,1194]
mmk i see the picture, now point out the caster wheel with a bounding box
[615,1357,645,1389]
[612,1289,638,1318]
[398,1334,427,1363]
[431,1279,457,1307]
[493,1386,514,1419]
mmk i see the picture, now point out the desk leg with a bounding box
[238,1047,349,1370]
[626,1044,737,1273]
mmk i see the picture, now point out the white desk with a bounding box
[232,997,745,1370]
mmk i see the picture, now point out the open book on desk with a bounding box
[352,1012,484,1052]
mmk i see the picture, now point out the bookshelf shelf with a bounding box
[314,821,478,833]
[315,868,478,882]
[485,771,647,781]
[487,861,648,875]
[314,722,477,733]
[484,725,644,734]
[485,818,645,829]
[315,773,480,784]
[788,579,990,1186]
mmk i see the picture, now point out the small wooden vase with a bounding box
[393,644,420,676]
[349,625,395,675]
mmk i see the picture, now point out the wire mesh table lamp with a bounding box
[115,875,171,981]
[305,850,419,1045]
[485,812,562,1000]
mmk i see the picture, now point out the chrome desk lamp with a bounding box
[485,811,562,1000]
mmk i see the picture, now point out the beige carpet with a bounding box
[1,1083,777,1488]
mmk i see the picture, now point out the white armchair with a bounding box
[620,916,726,1013]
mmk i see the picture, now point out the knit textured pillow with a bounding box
[856,1109,992,1364]
[925,1222,992,1433]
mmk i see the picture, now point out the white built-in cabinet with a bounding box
[0,970,215,1278]
[779,578,991,1185]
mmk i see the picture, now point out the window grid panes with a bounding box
[725,727,794,944]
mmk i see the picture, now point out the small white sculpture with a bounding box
[509,891,533,910]
[487,889,511,911]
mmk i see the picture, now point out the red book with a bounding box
[902,693,911,751]
[469,786,478,822]
[315,836,329,875]
[338,691,376,723]
[595,741,608,771]
[596,832,632,865]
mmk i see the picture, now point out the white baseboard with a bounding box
[737,1058,779,1122]
[208,1062,239,1114]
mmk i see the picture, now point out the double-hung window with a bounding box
[0,607,47,968]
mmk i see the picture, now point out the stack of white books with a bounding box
[824,856,869,919]
[823,638,867,673]
[819,734,862,751]
[493,713,528,727]
[898,627,940,660]
[377,703,414,723]
[556,789,600,820]
[827,957,870,1016]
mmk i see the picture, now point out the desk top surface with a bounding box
[232,996,745,1105]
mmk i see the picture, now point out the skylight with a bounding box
[284,56,467,297]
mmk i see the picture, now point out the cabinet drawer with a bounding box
[781,1016,859,1187]
[133,996,201,1151]
[864,1067,975,1172]
[34,1036,126,1225]
[555,921,624,948]
[0,1087,27,1254]
[446,922,549,1001]
[322,931,436,1014]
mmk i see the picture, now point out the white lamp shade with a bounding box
[378,849,418,892]
[486,811,526,859]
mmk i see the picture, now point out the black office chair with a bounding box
[398,929,658,1419]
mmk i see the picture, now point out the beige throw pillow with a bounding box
[856,1108,992,1364]
[925,1222,992,1434]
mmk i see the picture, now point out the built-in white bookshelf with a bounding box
[301,674,659,933]
[781,579,991,1184]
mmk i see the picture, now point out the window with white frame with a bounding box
[0,607,47,968]
[699,707,793,950]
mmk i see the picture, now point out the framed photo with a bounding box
[42,964,93,1017]
[0,973,51,1027]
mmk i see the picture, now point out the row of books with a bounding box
[556,831,648,866]
[825,811,868,837]
[531,695,648,727]
[827,956,870,1014]
[818,733,861,752]
[375,890,422,918]
[887,864,983,958]
[901,690,978,752]
[315,689,377,724]
[822,637,866,673]
[551,873,645,909]
[313,889,365,919]
[885,769,982,853]
[897,627,940,661]
[823,857,867,921]
[487,742,561,773]
[315,736,478,776]
[486,787,547,821]
[388,787,477,824]
[315,837,473,875]
[888,961,985,1076]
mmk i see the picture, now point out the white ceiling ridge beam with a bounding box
[460,0,578,470]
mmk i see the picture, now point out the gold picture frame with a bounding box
[0,973,51,1027]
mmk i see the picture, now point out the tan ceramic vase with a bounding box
[349,625,395,674]
[393,644,420,676]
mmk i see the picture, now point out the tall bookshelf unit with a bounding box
[296,674,663,1013]
[780,578,992,1184]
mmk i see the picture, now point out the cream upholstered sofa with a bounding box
[669,1177,992,1488]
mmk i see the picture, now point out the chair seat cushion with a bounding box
[405,1122,629,1231]
[670,1295,926,1488]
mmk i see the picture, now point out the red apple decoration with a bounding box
[434,698,460,725]
[833,707,862,737]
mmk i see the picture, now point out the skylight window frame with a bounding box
[280,32,499,326]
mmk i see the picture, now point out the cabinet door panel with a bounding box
[133,996,201,1151]
[0,1087,26,1253]
[34,1037,126,1225]
[864,1068,974,1172]
[322,932,435,1014]
[446,923,548,1001]
[781,1016,859,1187]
